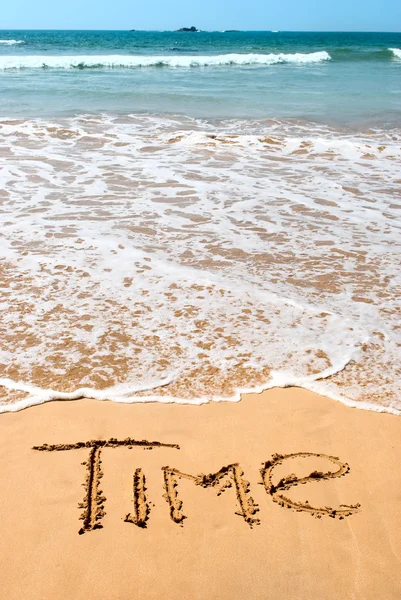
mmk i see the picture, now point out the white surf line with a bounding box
[0,51,331,70]
[1,353,399,415]
[0,374,178,413]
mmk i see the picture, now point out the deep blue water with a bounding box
[0,30,400,126]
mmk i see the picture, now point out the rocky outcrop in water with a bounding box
[177,26,198,32]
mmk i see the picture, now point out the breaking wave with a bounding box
[0,51,331,70]
[389,48,401,59]
[0,39,24,45]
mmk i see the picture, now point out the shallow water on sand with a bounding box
[0,114,400,413]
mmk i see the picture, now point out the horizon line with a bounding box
[1,28,400,33]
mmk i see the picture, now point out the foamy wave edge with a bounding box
[0,51,331,70]
[1,359,400,416]
[389,48,401,59]
[0,39,24,45]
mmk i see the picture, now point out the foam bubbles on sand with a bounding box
[0,115,400,413]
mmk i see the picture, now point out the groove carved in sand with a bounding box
[124,468,150,528]
[33,441,360,532]
[162,463,260,527]
[33,438,179,534]
[77,445,105,534]
[260,452,361,519]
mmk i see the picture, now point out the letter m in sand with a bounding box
[162,463,260,527]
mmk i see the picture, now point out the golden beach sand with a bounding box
[0,387,400,599]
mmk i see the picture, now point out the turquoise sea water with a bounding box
[1,31,401,413]
[0,30,400,125]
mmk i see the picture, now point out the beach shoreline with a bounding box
[1,387,400,600]
[1,27,401,600]
[1,112,400,415]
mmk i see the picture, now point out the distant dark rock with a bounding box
[129,29,136,31]
[177,26,198,32]
[224,30,240,32]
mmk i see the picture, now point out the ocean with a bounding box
[1,30,401,124]
[0,30,400,413]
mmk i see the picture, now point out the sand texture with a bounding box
[0,387,400,600]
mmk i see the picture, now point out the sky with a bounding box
[1,0,400,32]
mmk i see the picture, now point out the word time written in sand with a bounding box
[33,438,361,534]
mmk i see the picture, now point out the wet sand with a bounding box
[0,387,400,600]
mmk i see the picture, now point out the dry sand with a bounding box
[0,387,400,600]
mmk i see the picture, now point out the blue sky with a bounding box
[1,0,400,31]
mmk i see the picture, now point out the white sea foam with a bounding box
[0,114,400,414]
[0,51,331,70]
[389,48,401,59]
[0,39,24,45]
